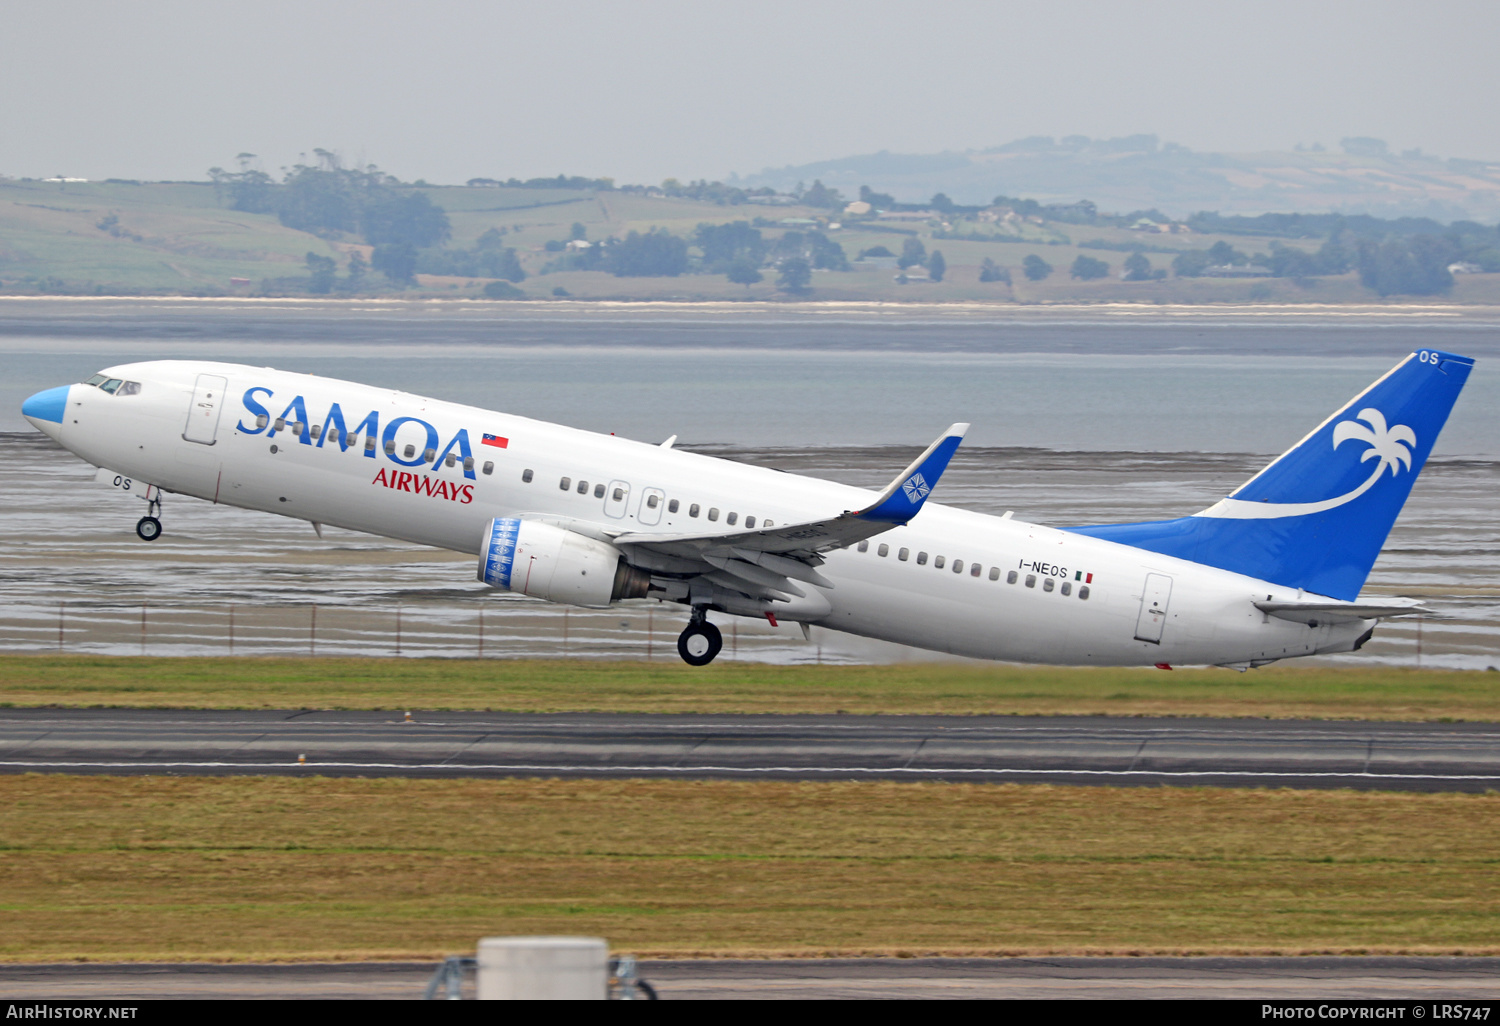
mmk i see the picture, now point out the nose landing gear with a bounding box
[676,609,723,666]
[135,496,163,542]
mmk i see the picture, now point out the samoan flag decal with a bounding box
[482,433,509,449]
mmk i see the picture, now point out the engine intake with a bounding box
[479,517,648,607]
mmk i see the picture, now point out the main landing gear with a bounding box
[677,609,723,666]
[135,496,163,542]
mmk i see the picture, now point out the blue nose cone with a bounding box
[22,385,71,426]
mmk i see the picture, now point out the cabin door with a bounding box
[1133,573,1173,644]
[182,374,228,445]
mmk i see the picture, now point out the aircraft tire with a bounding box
[135,516,162,541]
[677,621,723,666]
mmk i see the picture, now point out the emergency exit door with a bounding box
[1134,573,1173,644]
[183,373,228,445]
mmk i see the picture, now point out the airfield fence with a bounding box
[0,599,826,662]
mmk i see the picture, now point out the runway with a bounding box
[3,708,1499,791]
[3,957,1500,999]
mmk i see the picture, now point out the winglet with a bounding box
[854,423,968,524]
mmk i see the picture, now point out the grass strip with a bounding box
[0,775,1497,960]
[2,656,1499,721]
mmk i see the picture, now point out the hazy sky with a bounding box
[4,0,1497,184]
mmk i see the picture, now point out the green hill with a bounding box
[3,176,1498,304]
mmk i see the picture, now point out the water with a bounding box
[0,302,1495,667]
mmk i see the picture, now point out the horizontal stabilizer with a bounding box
[1254,597,1429,626]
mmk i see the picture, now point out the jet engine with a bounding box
[478,517,650,608]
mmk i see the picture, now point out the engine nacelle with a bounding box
[479,517,649,608]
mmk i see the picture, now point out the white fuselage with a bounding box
[47,360,1371,666]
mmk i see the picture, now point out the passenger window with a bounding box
[1061,581,1072,595]
[934,555,946,569]
[989,567,1000,581]
[365,437,376,452]
[1007,570,1018,584]
[898,547,909,561]
[708,507,719,521]
[445,452,456,467]
[423,447,436,462]
[612,487,624,501]
[763,519,773,527]
[464,456,475,472]
[522,469,534,483]
[878,543,890,557]
[1043,578,1055,592]
[311,424,322,440]
[952,559,963,573]
[916,552,928,565]
[726,512,738,525]
[482,462,494,475]
[117,381,141,396]
[744,516,755,529]
[577,480,588,494]
[595,483,606,498]
[1079,586,1090,600]
[256,414,269,429]
[857,541,869,553]
[326,427,339,444]
[560,477,571,490]
[1025,574,1036,588]
[277,419,288,433]
[293,422,305,437]
[668,499,679,513]
[100,379,122,394]
[647,494,659,508]
[971,563,982,577]
[400,443,412,457]
[689,503,700,518]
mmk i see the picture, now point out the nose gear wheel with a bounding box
[135,495,163,541]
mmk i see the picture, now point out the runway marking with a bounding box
[4,760,1500,782]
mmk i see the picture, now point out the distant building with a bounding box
[1202,264,1272,277]
[843,200,872,215]
[229,277,251,286]
[1448,262,1484,274]
[565,239,593,251]
[42,176,88,183]
[779,217,819,227]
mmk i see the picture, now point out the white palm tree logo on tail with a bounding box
[1199,408,1418,520]
[1332,408,1416,479]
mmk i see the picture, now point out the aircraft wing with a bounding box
[612,424,968,601]
[1253,597,1430,626]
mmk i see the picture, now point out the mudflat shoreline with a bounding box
[4,294,1500,322]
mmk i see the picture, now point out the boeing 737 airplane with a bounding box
[20,349,1471,668]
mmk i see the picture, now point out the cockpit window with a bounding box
[99,379,123,394]
[116,381,141,396]
[84,374,108,387]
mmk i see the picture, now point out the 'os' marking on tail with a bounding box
[1199,408,1416,521]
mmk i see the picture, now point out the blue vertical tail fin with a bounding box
[1067,349,1474,600]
